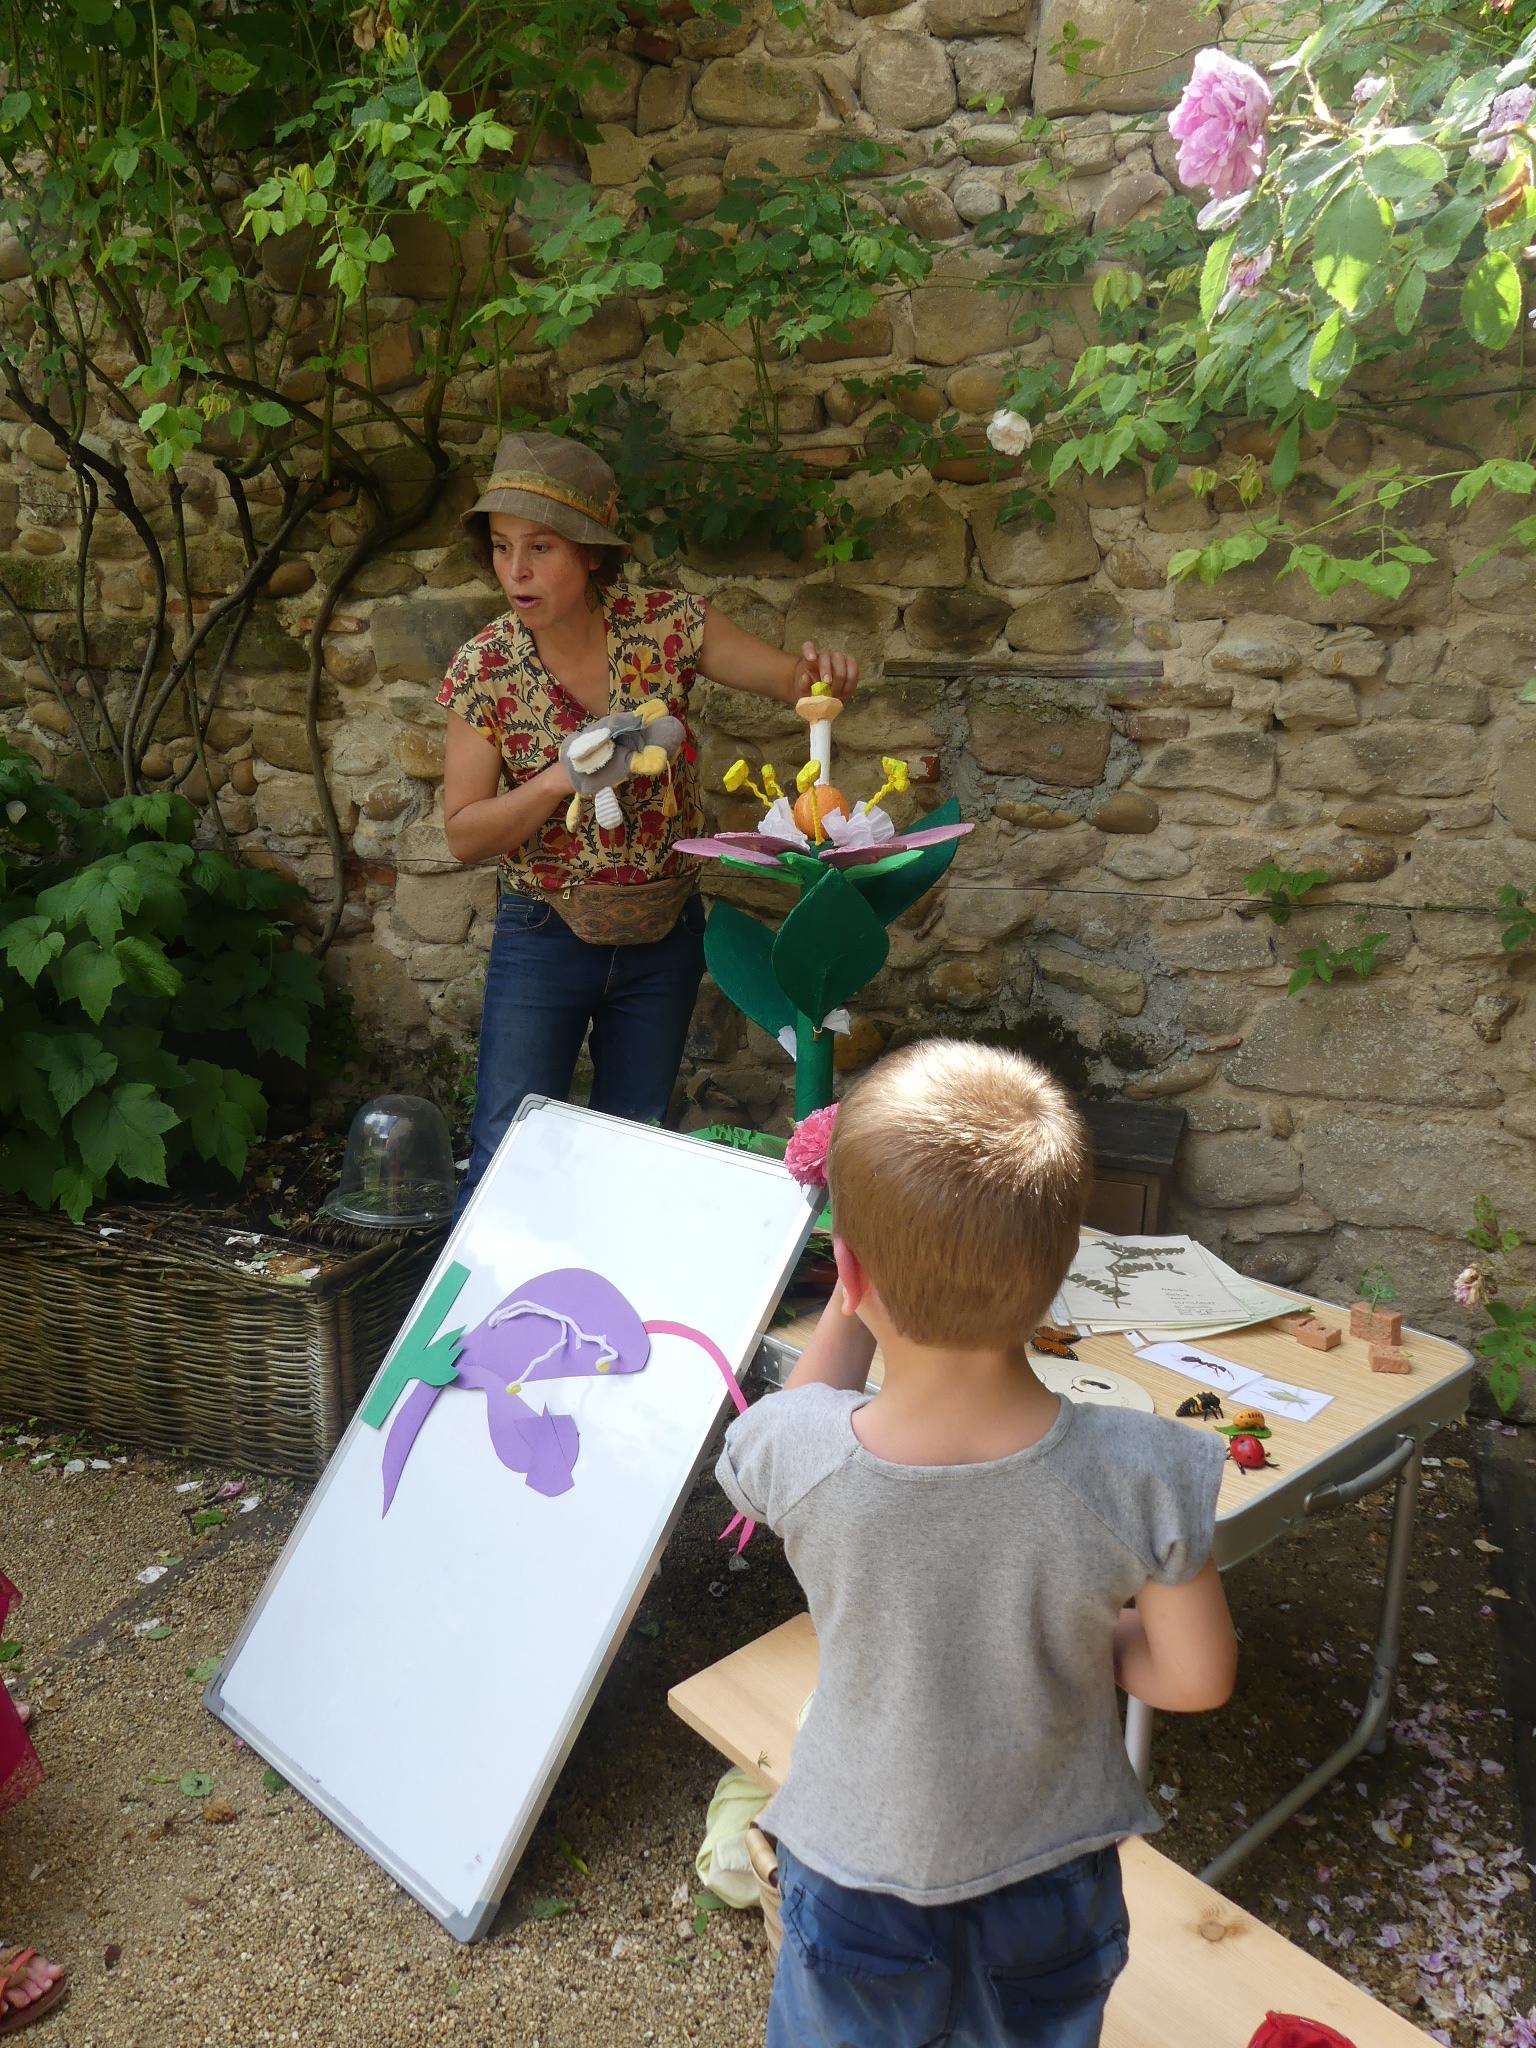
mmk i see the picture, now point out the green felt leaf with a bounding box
[847,800,967,926]
[772,866,888,1025]
[832,847,923,884]
[703,901,795,1044]
[56,939,127,1023]
[72,1081,180,1185]
[720,855,796,885]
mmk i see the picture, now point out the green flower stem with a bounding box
[794,1012,836,1119]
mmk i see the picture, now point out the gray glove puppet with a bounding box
[559,699,687,836]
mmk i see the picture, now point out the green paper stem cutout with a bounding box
[361,1260,470,1428]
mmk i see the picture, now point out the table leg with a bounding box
[1125,1694,1154,1785]
[1199,1444,1423,1889]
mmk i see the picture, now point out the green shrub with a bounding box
[0,739,322,1219]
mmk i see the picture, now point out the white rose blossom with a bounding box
[986,408,1034,456]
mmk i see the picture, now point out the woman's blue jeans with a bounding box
[455,889,707,1212]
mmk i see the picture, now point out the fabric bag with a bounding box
[546,874,693,946]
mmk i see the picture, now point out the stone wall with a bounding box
[2,0,1533,1352]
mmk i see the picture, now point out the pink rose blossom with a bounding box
[784,1103,839,1190]
[1474,84,1535,167]
[1218,244,1273,312]
[1168,48,1273,200]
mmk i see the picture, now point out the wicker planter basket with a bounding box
[0,1200,444,1477]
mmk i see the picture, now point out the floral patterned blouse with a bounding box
[436,586,706,894]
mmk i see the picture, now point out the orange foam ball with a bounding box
[792,785,848,836]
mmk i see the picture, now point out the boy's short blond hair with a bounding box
[828,1039,1090,1348]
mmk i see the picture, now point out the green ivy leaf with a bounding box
[1312,184,1388,313]
[56,940,127,1024]
[72,1081,179,1185]
[50,1160,102,1222]
[1463,252,1522,350]
[25,1031,117,1117]
[0,915,65,987]
[168,1061,265,1179]
[115,934,183,999]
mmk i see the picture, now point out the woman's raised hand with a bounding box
[791,642,859,704]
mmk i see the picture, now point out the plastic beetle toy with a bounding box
[1176,1392,1224,1421]
[1228,1433,1276,1472]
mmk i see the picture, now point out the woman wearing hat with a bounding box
[440,431,859,1204]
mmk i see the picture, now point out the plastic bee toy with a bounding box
[1176,1391,1224,1421]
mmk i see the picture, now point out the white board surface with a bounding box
[207,1099,815,1940]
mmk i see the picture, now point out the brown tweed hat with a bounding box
[463,430,629,548]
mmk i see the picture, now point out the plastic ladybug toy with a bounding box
[1228,1433,1275,1472]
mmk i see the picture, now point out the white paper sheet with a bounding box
[1134,1341,1266,1394]
[1236,1375,1334,1424]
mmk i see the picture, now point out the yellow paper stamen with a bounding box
[724,757,768,806]
[761,763,783,802]
[796,760,821,794]
[865,754,911,811]
[810,679,832,697]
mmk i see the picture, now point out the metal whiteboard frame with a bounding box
[206,1096,816,1941]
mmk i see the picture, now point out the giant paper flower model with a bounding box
[674,687,972,1116]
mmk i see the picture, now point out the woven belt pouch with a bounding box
[548,874,692,945]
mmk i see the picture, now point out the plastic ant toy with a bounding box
[1176,1392,1224,1421]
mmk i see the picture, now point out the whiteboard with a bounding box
[207,1099,815,1940]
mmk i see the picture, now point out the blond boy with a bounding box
[716,1040,1237,2048]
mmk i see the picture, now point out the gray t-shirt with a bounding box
[716,1385,1224,1905]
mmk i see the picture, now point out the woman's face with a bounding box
[487,513,600,629]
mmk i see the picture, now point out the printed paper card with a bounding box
[1134,1342,1267,1395]
[1235,1375,1334,1424]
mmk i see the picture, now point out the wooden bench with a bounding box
[669,1615,1433,2048]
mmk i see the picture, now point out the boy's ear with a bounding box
[832,1237,868,1315]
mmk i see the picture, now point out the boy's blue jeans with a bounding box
[455,889,706,1214]
[769,1844,1128,2048]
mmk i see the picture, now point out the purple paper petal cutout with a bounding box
[458,1268,649,1386]
[890,822,974,847]
[672,835,785,867]
[381,1378,446,1515]
[516,1407,582,1496]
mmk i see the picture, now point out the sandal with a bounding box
[0,1950,67,2036]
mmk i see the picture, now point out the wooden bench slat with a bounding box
[668,1615,1432,2048]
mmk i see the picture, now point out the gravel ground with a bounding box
[0,1417,1531,2048]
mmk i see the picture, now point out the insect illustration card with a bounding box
[1134,1341,1266,1394]
[1235,1375,1334,1423]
